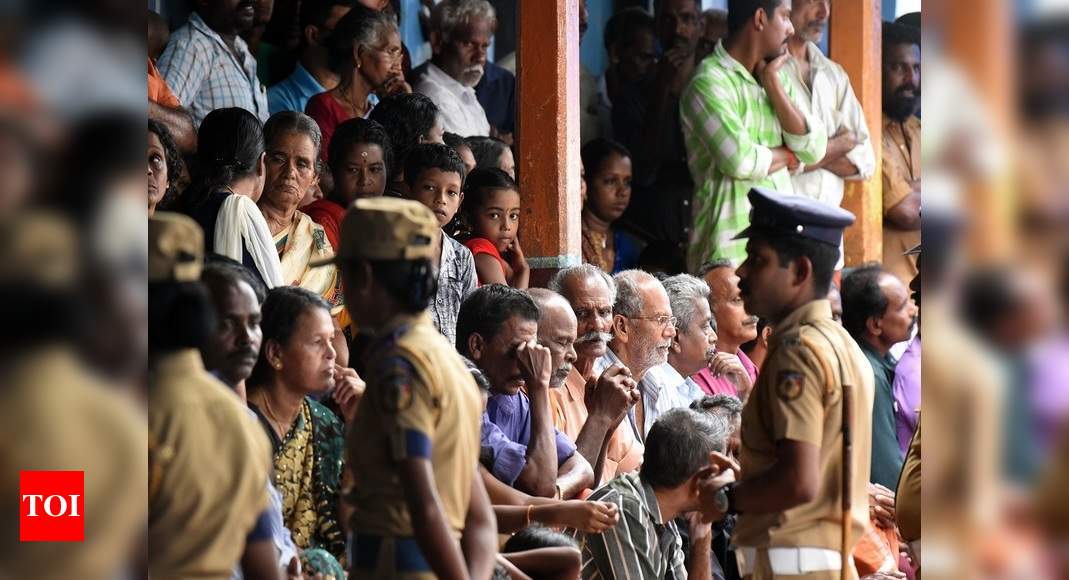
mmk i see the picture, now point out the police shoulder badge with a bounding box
[379,359,415,413]
[776,370,805,401]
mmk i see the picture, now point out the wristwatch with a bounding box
[713,487,729,515]
[721,482,739,515]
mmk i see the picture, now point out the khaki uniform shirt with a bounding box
[348,312,483,537]
[882,114,922,284]
[149,349,273,579]
[0,347,146,579]
[734,300,874,552]
[896,419,921,542]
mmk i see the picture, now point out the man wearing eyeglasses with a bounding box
[595,270,703,443]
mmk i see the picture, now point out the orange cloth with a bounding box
[0,59,38,110]
[148,58,181,109]
[549,367,644,482]
[853,522,900,576]
[881,114,921,283]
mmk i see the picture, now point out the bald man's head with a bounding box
[528,289,579,388]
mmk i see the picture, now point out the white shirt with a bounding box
[414,62,490,137]
[783,41,876,207]
[595,351,704,441]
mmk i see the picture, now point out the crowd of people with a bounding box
[147,0,924,579]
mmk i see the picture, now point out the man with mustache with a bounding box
[695,259,760,401]
[414,0,494,137]
[547,265,644,486]
[148,214,278,579]
[680,0,828,269]
[783,0,875,261]
[840,264,917,490]
[880,21,922,286]
[459,285,595,499]
[200,258,323,579]
[158,0,271,125]
[595,270,702,442]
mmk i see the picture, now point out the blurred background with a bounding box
[0,0,1067,577]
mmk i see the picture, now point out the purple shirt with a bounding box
[482,391,577,486]
[892,336,921,455]
[1030,333,1069,451]
[690,349,759,397]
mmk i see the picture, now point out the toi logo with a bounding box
[19,471,84,542]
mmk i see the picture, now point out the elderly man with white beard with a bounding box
[414,0,494,137]
[546,265,644,486]
[594,270,703,444]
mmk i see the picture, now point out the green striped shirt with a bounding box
[571,472,688,579]
[680,41,827,269]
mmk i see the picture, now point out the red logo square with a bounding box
[19,471,84,542]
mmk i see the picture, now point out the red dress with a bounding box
[464,237,508,285]
[302,198,346,250]
[305,91,351,163]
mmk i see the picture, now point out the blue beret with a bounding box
[733,187,855,246]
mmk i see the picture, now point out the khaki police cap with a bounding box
[313,197,438,266]
[148,212,203,282]
[0,211,77,287]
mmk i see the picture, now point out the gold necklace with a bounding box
[337,84,367,117]
[257,390,294,440]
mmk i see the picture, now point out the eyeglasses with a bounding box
[632,314,677,329]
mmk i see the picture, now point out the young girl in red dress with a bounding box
[458,168,529,289]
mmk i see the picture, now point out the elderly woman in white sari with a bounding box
[258,112,344,315]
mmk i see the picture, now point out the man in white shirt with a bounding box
[415,0,493,137]
[782,0,876,209]
[593,270,702,443]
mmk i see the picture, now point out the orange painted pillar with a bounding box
[830,0,883,266]
[945,0,1015,261]
[516,0,582,286]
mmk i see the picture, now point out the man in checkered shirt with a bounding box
[680,0,827,270]
[158,1,270,127]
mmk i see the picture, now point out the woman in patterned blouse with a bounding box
[246,286,348,566]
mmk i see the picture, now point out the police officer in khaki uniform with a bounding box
[147,213,276,578]
[703,188,875,580]
[0,212,146,578]
[320,198,496,579]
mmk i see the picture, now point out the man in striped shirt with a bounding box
[680,0,827,269]
[571,408,737,579]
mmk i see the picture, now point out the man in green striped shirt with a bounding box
[570,408,737,579]
[681,0,827,269]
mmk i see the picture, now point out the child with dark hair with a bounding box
[500,526,582,580]
[581,138,644,273]
[368,92,445,196]
[458,168,529,288]
[443,132,477,174]
[404,143,477,345]
[465,135,515,179]
[303,117,393,248]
